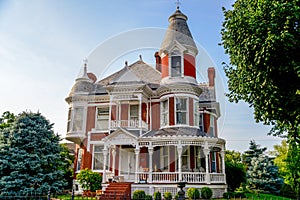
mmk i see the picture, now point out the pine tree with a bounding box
[244,141,283,193]
[0,112,65,195]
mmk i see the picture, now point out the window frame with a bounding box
[170,50,183,77]
[160,99,169,127]
[95,107,109,130]
[175,97,188,125]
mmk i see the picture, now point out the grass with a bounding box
[54,194,97,200]
[221,193,293,200]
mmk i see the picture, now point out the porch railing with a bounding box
[136,172,225,184]
[110,120,148,130]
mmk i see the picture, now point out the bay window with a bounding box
[73,107,84,131]
[171,50,182,77]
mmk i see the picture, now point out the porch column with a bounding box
[220,150,226,184]
[148,147,153,183]
[204,141,210,184]
[112,146,116,176]
[135,147,140,183]
[102,146,108,184]
[177,145,183,181]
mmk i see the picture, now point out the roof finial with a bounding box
[139,54,143,61]
[175,0,181,10]
[83,57,88,75]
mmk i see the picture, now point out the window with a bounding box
[210,115,215,137]
[181,146,189,171]
[67,108,72,132]
[211,152,216,173]
[176,98,187,124]
[76,148,83,171]
[199,113,204,131]
[171,51,182,77]
[96,107,109,130]
[160,146,169,171]
[73,107,84,131]
[161,99,169,126]
[130,105,139,121]
[93,146,108,170]
[194,101,199,127]
[194,146,201,169]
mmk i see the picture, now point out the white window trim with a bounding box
[95,107,109,131]
[160,98,169,127]
[71,105,87,133]
[175,97,189,125]
[160,146,169,171]
[92,145,110,172]
[169,49,184,78]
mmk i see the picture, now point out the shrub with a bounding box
[174,193,179,200]
[133,190,146,200]
[153,191,162,200]
[164,192,172,200]
[187,188,200,199]
[76,168,102,192]
[200,187,212,199]
[145,194,153,200]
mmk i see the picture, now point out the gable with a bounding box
[103,128,138,145]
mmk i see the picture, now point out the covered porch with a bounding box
[100,128,226,185]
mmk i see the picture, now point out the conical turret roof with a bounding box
[160,7,198,55]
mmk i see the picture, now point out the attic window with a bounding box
[171,50,182,77]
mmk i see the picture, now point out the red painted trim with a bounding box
[169,97,175,125]
[184,54,196,78]
[161,55,169,78]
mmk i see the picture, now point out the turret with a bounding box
[159,7,198,85]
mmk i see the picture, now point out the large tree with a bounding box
[244,141,283,193]
[0,112,65,195]
[221,0,300,141]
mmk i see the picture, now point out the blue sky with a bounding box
[0,0,282,152]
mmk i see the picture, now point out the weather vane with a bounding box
[175,0,181,9]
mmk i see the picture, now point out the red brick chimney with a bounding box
[208,67,215,86]
[154,51,161,72]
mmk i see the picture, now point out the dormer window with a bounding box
[171,50,182,77]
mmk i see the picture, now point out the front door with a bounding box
[119,146,136,182]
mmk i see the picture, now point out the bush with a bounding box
[164,192,172,200]
[76,169,102,192]
[133,190,146,200]
[174,193,179,200]
[223,192,233,199]
[153,191,162,200]
[200,187,212,199]
[145,194,153,200]
[187,188,200,199]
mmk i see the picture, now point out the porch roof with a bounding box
[142,127,207,137]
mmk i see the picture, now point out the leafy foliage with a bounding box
[225,161,247,191]
[187,188,200,200]
[0,111,65,195]
[225,150,242,163]
[76,169,102,192]
[163,191,172,200]
[133,190,146,200]
[60,144,75,189]
[221,0,300,141]
[200,187,213,199]
[153,191,161,200]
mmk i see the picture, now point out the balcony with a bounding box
[110,120,148,130]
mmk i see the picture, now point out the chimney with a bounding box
[208,67,215,86]
[154,51,161,72]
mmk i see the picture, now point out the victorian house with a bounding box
[65,7,227,198]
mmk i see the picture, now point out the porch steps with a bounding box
[100,182,132,200]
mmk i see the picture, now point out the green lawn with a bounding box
[54,195,97,200]
[221,193,293,200]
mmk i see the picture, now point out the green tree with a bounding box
[225,150,247,191]
[243,140,267,167]
[225,161,247,192]
[0,111,65,195]
[60,144,75,190]
[221,0,300,141]
[270,140,288,176]
[285,141,300,199]
[244,141,283,193]
[0,111,15,129]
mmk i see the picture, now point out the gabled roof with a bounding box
[98,60,161,86]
